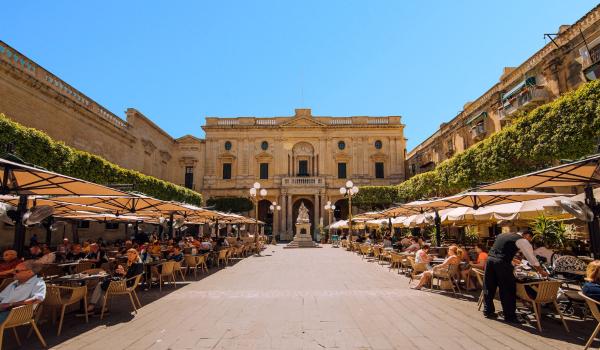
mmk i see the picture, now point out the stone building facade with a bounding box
[406,5,600,178]
[0,41,406,241]
[182,108,406,240]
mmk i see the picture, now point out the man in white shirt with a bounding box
[483,231,547,323]
[0,260,46,323]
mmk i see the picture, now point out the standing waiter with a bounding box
[483,230,547,322]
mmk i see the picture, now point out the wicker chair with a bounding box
[156,261,177,292]
[371,246,382,262]
[359,244,371,259]
[432,264,461,296]
[471,268,485,311]
[516,280,569,332]
[74,261,95,273]
[173,261,185,281]
[184,255,200,279]
[44,285,88,335]
[389,252,403,273]
[408,256,428,284]
[217,249,229,267]
[100,274,143,320]
[0,304,46,349]
[579,291,600,349]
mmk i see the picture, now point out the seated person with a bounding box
[0,260,46,323]
[119,240,133,255]
[382,235,392,248]
[37,246,56,264]
[87,249,144,313]
[28,245,44,260]
[0,250,22,278]
[583,260,600,302]
[463,244,488,290]
[167,247,184,262]
[412,245,461,290]
[415,244,432,269]
[400,236,412,249]
[57,238,71,255]
[404,238,421,253]
[82,241,91,254]
[85,243,108,265]
[200,239,212,251]
[150,241,162,256]
[66,244,86,260]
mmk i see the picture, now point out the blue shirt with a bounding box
[0,275,46,303]
[583,282,600,302]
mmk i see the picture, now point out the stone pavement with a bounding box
[15,246,599,349]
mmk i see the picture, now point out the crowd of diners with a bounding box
[342,228,600,327]
[0,230,264,330]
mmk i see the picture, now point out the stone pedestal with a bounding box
[284,223,320,248]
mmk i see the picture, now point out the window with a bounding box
[184,166,194,189]
[298,160,309,176]
[260,163,269,179]
[77,221,90,229]
[222,163,232,179]
[374,140,382,149]
[375,162,384,179]
[337,162,347,179]
[224,141,232,151]
[411,164,416,175]
[105,222,119,230]
[261,141,269,150]
[338,141,346,150]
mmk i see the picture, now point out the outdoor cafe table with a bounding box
[50,272,108,286]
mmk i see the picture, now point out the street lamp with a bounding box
[249,182,267,252]
[324,200,336,243]
[269,202,281,244]
[339,180,359,244]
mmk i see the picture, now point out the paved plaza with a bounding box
[13,246,598,350]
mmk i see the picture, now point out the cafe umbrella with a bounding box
[480,154,600,257]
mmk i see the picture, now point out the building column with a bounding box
[287,194,293,237]
[280,193,286,235]
[314,194,320,236]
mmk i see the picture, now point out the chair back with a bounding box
[74,261,95,273]
[413,262,427,274]
[472,268,484,286]
[372,246,381,258]
[184,255,197,267]
[218,249,228,259]
[3,304,35,327]
[44,285,64,306]
[126,274,143,292]
[161,261,176,275]
[532,280,562,303]
[579,291,600,322]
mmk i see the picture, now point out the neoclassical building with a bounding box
[180,108,406,240]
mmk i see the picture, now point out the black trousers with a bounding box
[483,257,516,319]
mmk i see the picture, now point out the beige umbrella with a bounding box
[381,201,431,218]
[472,197,574,222]
[439,207,476,224]
[411,191,568,210]
[479,154,600,257]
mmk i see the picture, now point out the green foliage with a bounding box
[353,185,400,210]
[530,214,567,248]
[463,226,479,245]
[0,113,202,205]
[359,79,600,203]
[206,197,253,213]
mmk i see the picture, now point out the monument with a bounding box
[284,201,320,248]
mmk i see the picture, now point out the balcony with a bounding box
[281,177,325,187]
[499,87,549,120]
[471,124,486,141]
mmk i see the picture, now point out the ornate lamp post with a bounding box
[249,182,267,247]
[339,180,359,243]
[269,202,281,244]
[324,200,336,242]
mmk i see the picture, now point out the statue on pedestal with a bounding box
[296,202,310,224]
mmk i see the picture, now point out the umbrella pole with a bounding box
[168,213,174,239]
[585,185,600,258]
[12,195,28,255]
[434,210,442,247]
[44,216,53,246]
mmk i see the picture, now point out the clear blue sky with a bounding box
[3,1,598,150]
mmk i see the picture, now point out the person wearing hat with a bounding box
[483,230,547,323]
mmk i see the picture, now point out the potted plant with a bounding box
[530,214,567,249]
[464,226,479,245]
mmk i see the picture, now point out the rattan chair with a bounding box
[371,246,382,262]
[408,256,428,284]
[516,280,569,332]
[432,264,461,296]
[156,261,177,292]
[100,274,143,320]
[359,244,371,259]
[183,255,200,279]
[74,261,95,273]
[580,291,600,349]
[0,304,46,349]
[172,261,185,281]
[389,252,402,273]
[471,268,485,311]
[217,249,229,267]
[44,285,88,335]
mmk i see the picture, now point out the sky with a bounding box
[2,1,598,150]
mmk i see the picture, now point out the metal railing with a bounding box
[281,177,325,186]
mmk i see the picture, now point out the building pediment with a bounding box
[217,152,236,161]
[280,116,327,128]
[370,152,389,161]
[176,134,204,144]
[333,152,352,161]
[255,151,273,161]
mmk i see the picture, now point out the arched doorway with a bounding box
[292,199,315,240]
[258,199,273,236]
[334,199,349,220]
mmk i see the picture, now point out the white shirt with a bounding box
[37,252,56,264]
[533,246,554,264]
[515,239,540,267]
[0,275,46,303]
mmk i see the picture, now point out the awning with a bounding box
[409,191,569,210]
[502,77,536,102]
[465,111,488,125]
